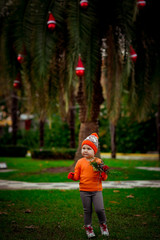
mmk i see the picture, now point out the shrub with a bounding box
[0,145,28,157]
[44,115,70,148]
[99,113,157,153]
[31,148,76,160]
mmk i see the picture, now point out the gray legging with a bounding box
[80,191,106,226]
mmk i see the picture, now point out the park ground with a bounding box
[0,154,160,240]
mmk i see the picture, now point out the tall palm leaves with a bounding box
[0,0,159,156]
[100,0,137,157]
[0,1,28,145]
[134,1,160,158]
[128,0,160,121]
[0,0,67,146]
[0,0,139,149]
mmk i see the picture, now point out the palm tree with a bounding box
[0,0,63,147]
[124,0,160,158]
[99,1,136,158]
[100,0,160,158]
[0,3,21,145]
[0,0,104,155]
[1,0,159,160]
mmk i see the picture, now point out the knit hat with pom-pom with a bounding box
[81,133,99,154]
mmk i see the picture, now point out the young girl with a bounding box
[68,133,109,238]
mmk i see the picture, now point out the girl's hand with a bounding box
[68,172,74,180]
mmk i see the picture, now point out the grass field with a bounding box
[0,156,160,239]
[0,156,160,182]
[0,189,160,240]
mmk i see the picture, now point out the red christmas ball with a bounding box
[130,46,137,63]
[80,0,89,9]
[17,53,24,64]
[13,73,21,89]
[13,81,20,89]
[48,22,56,30]
[76,56,85,77]
[137,0,146,9]
[47,12,56,30]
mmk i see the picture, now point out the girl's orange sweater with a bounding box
[73,157,107,192]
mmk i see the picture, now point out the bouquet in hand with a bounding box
[90,159,110,175]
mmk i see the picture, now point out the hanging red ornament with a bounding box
[17,53,24,64]
[13,73,21,89]
[80,0,89,9]
[137,0,146,9]
[76,56,85,77]
[17,46,26,64]
[47,12,56,30]
[130,46,137,63]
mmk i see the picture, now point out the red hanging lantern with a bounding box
[47,12,56,30]
[130,46,137,63]
[13,73,21,89]
[76,56,85,77]
[137,0,146,9]
[80,0,89,9]
[17,53,24,64]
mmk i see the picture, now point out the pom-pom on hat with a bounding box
[82,133,99,154]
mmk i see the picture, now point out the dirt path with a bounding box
[0,179,160,190]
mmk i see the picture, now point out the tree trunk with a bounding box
[74,121,99,163]
[11,90,18,145]
[69,108,76,148]
[39,119,45,148]
[68,89,76,148]
[74,60,103,164]
[110,122,116,158]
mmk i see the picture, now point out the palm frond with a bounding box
[126,0,160,121]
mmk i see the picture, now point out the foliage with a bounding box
[0,0,160,154]
[17,129,39,149]
[0,145,28,157]
[18,115,70,149]
[126,1,160,121]
[0,114,71,149]
[44,115,71,149]
[99,106,157,153]
[0,108,157,153]
[0,128,39,149]
[116,116,157,153]
[31,148,76,160]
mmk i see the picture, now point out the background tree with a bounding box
[0,3,22,145]
[125,0,160,159]
[101,0,160,158]
[0,0,159,160]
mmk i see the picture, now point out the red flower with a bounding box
[103,165,109,172]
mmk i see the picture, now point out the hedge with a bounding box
[0,145,28,157]
[31,148,76,160]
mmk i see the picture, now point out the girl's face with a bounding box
[81,144,95,159]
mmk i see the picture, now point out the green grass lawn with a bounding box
[0,157,160,239]
[0,156,160,182]
[0,189,160,240]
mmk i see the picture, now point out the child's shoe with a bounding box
[100,223,109,236]
[85,225,96,238]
